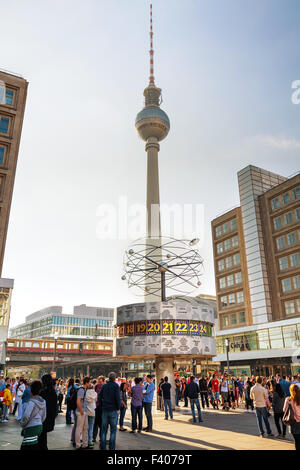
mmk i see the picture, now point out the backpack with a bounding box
[69,386,86,411]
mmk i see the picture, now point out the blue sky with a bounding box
[1,0,300,326]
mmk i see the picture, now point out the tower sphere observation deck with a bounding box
[135,86,170,142]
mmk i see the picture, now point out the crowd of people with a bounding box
[0,371,300,450]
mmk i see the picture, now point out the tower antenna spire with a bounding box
[149,3,155,85]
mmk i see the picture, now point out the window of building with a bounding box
[274,217,282,229]
[283,325,298,348]
[5,89,14,105]
[239,312,246,324]
[233,253,240,265]
[287,232,296,245]
[215,226,222,237]
[221,315,229,328]
[297,299,300,312]
[296,208,300,221]
[271,198,280,210]
[282,278,292,292]
[293,275,300,289]
[230,313,237,325]
[276,237,285,250]
[220,296,227,307]
[228,294,235,305]
[217,243,223,254]
[236,291,244,303]
[235,272,242,284]
[257,329,270,349]
[230,218,237,231]
[232,236,238,247]
[279,257,289,270]
[0,146,4,164]
[269,327,284,349]
[290,253,300,267]
[218,259,225,271]
[0,116,9,134]
[225,257,232,269]
[292,187,300,200]
[224,239,231,251]
[285,300,295,315]
[282,193,290,205]
[285,212,293,225]
[223,222,229,234]
[227,274,234,286]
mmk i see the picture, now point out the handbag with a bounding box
[282,401,296,426]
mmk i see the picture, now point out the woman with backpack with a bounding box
[38,374,57,450]
[283,384,300,450]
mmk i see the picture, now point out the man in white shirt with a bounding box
[250,376,274,438]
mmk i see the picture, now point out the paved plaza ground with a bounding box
[0,401,296,451]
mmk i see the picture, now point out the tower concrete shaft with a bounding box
[146,137,161,238]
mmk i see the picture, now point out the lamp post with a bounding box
[225,338,230,374]
[52,331,59,376]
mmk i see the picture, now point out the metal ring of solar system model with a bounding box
[121,236,204,301]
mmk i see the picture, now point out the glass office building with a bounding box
[9,304,114,340]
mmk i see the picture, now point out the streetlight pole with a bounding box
[225,338,230,374]
[52,331,58,376]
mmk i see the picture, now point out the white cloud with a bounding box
[250,134,300,150]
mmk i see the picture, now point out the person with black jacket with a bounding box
[98,372,121,450]
[199,376,209,408]
[65,378,75,425]
[38,374,58,450]
[185,376,203,423]
[272,382,286,438]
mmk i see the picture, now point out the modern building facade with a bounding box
[211,165,300,377]
[9,304,114,341]
[0,69,28,275]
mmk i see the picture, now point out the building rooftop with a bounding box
[0,67,24,79]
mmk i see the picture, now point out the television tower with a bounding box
[135,3,170,239]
